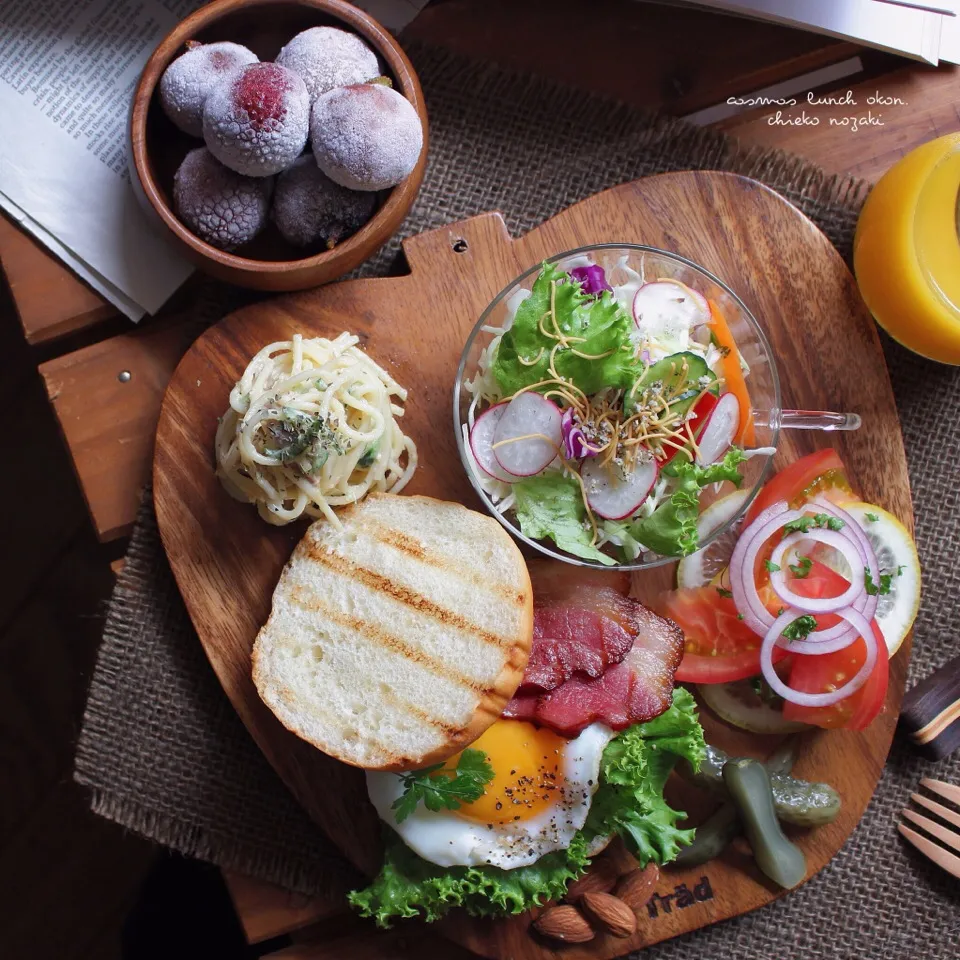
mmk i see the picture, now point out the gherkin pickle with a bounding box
[681,743,841,828]
[722,758,807,889]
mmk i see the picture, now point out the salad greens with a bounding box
[511,472,617,566]
[582,686,705,864]
[604,448,747,557]
[349,690,705,927]
[349,830,590,926]
[492,261,642,396]
[470,258,753,563]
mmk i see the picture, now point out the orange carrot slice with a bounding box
[707,300,756,446]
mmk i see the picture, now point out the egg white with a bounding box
[366,723,616,870]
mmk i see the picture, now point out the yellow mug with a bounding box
[854,133,960,366]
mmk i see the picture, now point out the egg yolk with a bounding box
[445,719,567,825]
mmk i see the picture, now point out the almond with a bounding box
[564,855,621,901]
[580,892,638,938]
[614,862,660,911]
[533,905,595,943]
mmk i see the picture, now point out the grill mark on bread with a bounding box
[302,540,518,650]
[368,524,528,607]
[288,583,490,696]
[264,680,422,769]
[374,681,469,740]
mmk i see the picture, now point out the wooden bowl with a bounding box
[130,0,428,291]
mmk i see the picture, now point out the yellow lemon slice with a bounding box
[815,501,920,657]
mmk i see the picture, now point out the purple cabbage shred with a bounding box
[561,407,599,461]
[568,263,612,296]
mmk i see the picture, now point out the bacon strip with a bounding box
[504,561,684,735]
[520,606,634,691]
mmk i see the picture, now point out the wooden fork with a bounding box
[899,779,960,879]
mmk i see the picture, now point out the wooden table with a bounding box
[4,1,958,957]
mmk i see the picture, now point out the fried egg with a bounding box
[366,719,615,869]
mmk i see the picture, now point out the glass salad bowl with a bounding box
[453,244,784,571]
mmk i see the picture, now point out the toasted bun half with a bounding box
[252,493,533,771]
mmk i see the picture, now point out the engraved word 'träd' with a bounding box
[646,876,713,918]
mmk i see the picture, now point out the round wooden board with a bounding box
[154,172,913,959]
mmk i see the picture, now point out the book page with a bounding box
[684,0,944,62]
[939,2,960,59]
[0,0,203,318]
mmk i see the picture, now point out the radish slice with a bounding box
[580,457,658,521]
[632,280,709,344]
[469,403,519,482]
[695,392,740,465]
[492,392,562,477]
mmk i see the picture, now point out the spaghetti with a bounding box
[215,332,417,527]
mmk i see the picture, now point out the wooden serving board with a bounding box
[154,172,913,959]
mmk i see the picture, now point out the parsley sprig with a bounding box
[864,570,894,596]
[392,749,494,823]
[781,615,818,642]
[789,554,813,579]
[781,513,845,535]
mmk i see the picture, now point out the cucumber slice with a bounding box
[624,351,716,417]
[698,679,811,735]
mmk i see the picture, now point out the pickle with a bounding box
[680,742,841,827]
[764,737,799,777]
[723,758,807,889]
[674,803,739,867]
[767,772,842,828]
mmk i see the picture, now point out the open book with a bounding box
[662,0,959,64]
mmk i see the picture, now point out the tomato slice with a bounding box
[777,560,888,730]
[666,559,872,690]
[782,622,888,730]
[745,449,853,526]
[665,586,789,684]
[661,391,719,465]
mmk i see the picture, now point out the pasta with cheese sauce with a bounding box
[215,332,417,526]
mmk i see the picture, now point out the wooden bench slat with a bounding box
[223,872,351,945]
[264,924,476,959]
[38,322,198,541]
[0,216,117,345]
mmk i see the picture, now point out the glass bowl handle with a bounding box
[752,409,862,432]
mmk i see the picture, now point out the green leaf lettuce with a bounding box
[349,690,705,926]
[583,686,705,865]
[348,831,590,927]
[491,261,640,396]
[628,447,747,557]
[511,471,617,565]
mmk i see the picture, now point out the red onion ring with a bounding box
[772,616,873,655]
[728,501,801,634]
[811,497,880,583]
[769,529,865,613]
[761,606,879,706]
[730,497,882,651]
[805,497,880,637]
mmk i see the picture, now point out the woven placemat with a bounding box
[75,41,960,957]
